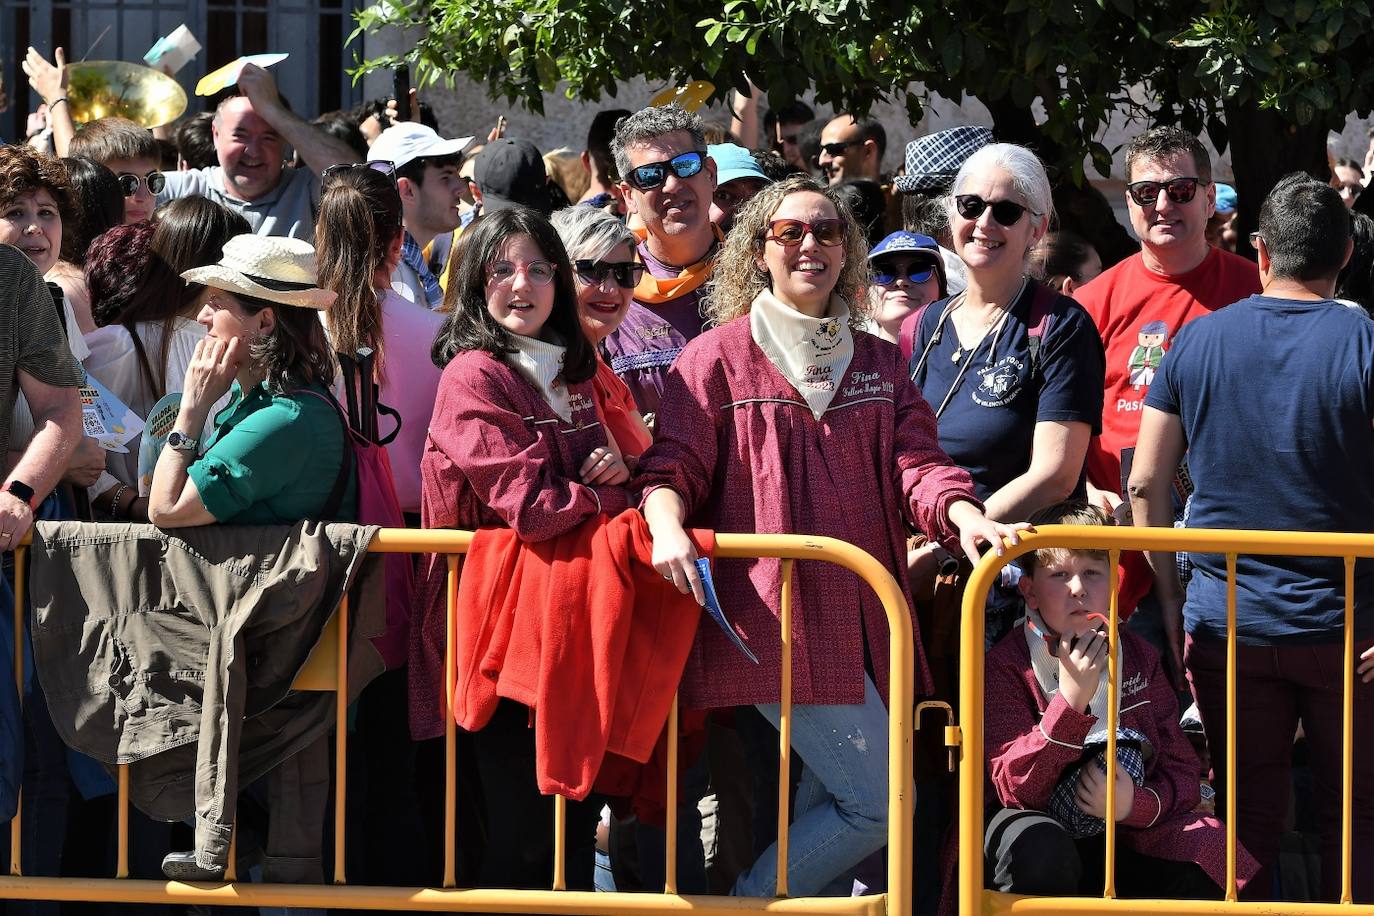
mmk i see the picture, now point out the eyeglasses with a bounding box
[871,261,937,286]
[818,139,864,158]
[488,259,556,286]
[321,160,398,186]
[764,218,847,247]
[116,171,166,197]
[573,259,644,289]
[626,150,706,191]
[953,194,1034,227]
[1125,176,1206,207]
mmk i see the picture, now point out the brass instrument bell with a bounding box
[65,61,188,128]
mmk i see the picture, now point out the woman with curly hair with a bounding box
[635,174,1023,897]
[0,145,86,351]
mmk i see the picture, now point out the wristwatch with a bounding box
[166,431,199,454]
[4,480,35,509]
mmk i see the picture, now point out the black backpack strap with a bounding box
[293,387,355,522]
[1024,282,1058,379]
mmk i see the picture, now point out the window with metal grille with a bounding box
[1,0,361,142]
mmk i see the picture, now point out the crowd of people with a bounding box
[2,43,1374,916]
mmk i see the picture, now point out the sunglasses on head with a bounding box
[573,259,645,289]
[321,160,398,187]
[871,260,937,286]
[1125,176,1205,207]
[116,171,166,197]
[953,194,1033,227]
[764,218,847,247]
[626,150,705,191]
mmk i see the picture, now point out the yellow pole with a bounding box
[116,765,129,878]
[1343,556,1356,904]
[664,695,679,894]
[957,547,997,916]
[775,558,794,898]
[443,554,459,889]
[552,795,567,891]
[1103,550,1120,899]
[10,546,23,877]
[334,594,349,884]
[1225,553,1238,902]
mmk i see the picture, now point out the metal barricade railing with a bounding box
[957,525,1374,916]
[2,527,913,915]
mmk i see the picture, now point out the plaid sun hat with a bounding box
[894,126,996,194]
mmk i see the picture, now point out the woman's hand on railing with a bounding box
[947,499,1031,563]
[643,487,704,606]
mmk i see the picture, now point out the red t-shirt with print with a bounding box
[1075,246,1261,494]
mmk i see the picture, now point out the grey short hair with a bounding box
[949,143,1055,225]
[612,105,707,180]
[550,205,637,262]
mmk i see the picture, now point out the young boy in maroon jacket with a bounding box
[982,501,1257,899]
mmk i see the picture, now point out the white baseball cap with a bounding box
[369,122,474,171]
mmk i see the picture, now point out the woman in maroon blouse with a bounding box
[636,175,1025,897]
[414,207,630,889]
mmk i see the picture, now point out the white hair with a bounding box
[549,205,636,262]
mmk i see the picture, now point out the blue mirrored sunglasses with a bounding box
[627,151,705,191]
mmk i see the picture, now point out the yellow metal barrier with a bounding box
[957,525,1374,916]
[2,527,913,914]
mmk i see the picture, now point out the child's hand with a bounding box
[1074,759,1135,821]
[1057,624,1108,714]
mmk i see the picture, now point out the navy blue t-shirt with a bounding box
[909,282,1105,500]
[1146,295,1374,644]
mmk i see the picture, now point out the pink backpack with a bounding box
[300,385,414,670]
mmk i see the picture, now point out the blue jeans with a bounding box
[732,676,891,897]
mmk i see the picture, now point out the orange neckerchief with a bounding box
[631,224,724,305]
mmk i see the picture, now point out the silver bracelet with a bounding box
[109,484,130,519]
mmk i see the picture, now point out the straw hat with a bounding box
[181,234,336,310]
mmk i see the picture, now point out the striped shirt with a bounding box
[0,245,84,458]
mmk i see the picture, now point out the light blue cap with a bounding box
[1215,183,1237,215]
[707,143,768,186]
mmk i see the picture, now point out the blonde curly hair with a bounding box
[703,174,872,329]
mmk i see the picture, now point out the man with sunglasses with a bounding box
[602,104,721,417]
[816,114,885,185]
[1073,126,1259,645]
[62,117,165,225]
[369,121,473,308]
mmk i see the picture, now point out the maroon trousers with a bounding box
[1187,635,1374,902]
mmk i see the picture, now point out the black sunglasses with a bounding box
[573,259,645,289]
[871,262,937,286]
[1125,176,1206,207]
[953,194,1033,227]
[818,139,864,158]
[626,150,706,191]
[322,160,398,186]
[116,171,166,197]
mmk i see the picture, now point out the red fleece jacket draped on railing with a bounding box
[451,509,711,802]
